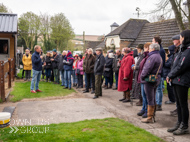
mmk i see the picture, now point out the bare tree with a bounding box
[149,0,190,31]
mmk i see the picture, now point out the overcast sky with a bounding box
[1,0,163,35]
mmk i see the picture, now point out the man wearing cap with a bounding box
[169,34,181,116]
[51,49,60,84]
[93,48,105,99]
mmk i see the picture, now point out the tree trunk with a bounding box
[169,0,185,31]
[187,0,190,29]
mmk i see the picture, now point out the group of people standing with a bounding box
[22,30,190,136]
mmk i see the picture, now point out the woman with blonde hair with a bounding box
[22,49,32,81]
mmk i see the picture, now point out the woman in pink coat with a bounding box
[76,55,84,88]
[118,48,135,103]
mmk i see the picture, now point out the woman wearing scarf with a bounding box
[131,44,144,106]
[63,51,74,90]
[136,42,151,118]
[167,30,190,135]
[141,43,163,123]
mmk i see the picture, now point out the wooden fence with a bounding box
[0,58,15,102]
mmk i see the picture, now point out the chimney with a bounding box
[110,22,119,32]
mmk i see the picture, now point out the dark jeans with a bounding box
[173,84,189,125]
[77,74,83,87]
[45,69,51,78]
[105,76,113,86]
[167,83,175,102]
[115,72,119,88]
[95,75,102,97]
[25,70,31,79]
[144,80,160,106]
[53,69,59,83]
[22,69,25,78]
[86,73,95,91]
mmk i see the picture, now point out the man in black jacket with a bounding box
[93,48,105,99]
[58,51,67,86]
[51,49,60,84]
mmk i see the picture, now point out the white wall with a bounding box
[105,35,120,48]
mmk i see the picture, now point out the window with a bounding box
[111,39,115,45]
[0,39,9,54]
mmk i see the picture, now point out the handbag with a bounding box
[144,58,162,83]
[76,69,80,74]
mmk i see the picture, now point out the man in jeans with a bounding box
[30,45,43,93]
[152,36,165,111]
[58,50,67,86]
[93,48,105,99]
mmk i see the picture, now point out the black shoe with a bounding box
[83,90,89,93]
[123,99,131,103]
[91,90,95,94]
[93,96,99,99]
[112,87,117,90]
[167,122,180,133]
[165,100,175,104]
[170,109,178,116]
[173,123,189,135]
[156,105,162,111]
[68,88,71,90]
[63,87,68,89]
[99,94,102,97]
[137,110,145,116]
[119,98,126,101]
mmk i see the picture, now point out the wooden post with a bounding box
[8,58,11,88]
[13,58,15,81]
[0,61,5,101]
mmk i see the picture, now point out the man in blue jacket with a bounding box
[152,36,165,111]
[30,45,43,93]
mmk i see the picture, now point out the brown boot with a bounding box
[119,92,126,101]
[123,91,131,103]
[136,97,142,106]
[141,105,155,123]
[104,85,108,89]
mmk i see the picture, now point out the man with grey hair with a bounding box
[112,49,123,90]
[30,45,43,93]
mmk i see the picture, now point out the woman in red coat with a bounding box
[118,48,135,103]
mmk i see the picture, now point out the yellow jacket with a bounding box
[22,54,32,70]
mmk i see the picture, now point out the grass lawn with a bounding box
[0,118,164,142]
[10,81,75,102]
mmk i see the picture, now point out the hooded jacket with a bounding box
[63,51,74,71]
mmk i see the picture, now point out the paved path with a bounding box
[10,87,190,142]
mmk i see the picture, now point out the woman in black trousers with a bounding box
[167,30,190,135]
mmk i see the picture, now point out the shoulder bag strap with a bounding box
[155,57,163,78]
